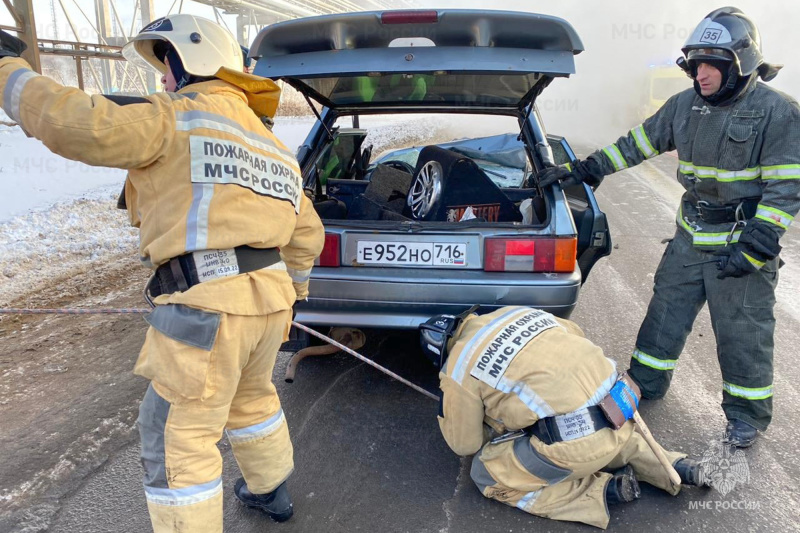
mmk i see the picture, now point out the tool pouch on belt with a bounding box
[598,373,641,429]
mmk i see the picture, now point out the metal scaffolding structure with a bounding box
[194,0,419,53]
[195,0,416,22]
[1,0,418,95]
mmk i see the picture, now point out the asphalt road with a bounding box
[2,152,799,532]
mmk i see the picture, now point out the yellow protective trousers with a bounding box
[471,422,684,530]
[136,308,293,533]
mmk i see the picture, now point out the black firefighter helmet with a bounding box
[677,7,782,104]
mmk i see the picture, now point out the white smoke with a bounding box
[415,0,799,144]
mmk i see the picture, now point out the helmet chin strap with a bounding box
[165,48,192,91]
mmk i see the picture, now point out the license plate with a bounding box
[356,241,467,267]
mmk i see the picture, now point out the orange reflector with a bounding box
[554,238,577,273]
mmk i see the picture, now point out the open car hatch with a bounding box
[250,10,584,111]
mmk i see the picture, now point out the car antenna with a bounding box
[303,93,334,141]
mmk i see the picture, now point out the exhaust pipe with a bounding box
[284,327,366,383]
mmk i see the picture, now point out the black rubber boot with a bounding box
[605,465,641,505]
[234,478,294,522]
[673,458,707,487]
[723,419,759,448]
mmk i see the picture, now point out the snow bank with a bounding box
[0,188,138,305]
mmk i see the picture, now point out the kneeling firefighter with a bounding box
[420,306,706,529]
[1,15,324,533]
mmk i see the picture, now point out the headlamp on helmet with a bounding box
[420,315,456,370]
[419,305,480,370]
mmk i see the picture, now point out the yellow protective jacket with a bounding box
[438,306,618,456]
[0,57,324,316]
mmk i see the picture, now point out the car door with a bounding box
[548,135,612,282]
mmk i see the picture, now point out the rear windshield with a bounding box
[295,73,540,107]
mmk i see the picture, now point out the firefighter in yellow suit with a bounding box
[419,306,706,529]
[0,16,324,533]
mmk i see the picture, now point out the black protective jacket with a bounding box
[589,82,800,257]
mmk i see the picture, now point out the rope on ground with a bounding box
[291,321,439,402]
[0,307,439,402]
[0,307,150,315]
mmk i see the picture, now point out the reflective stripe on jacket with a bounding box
[0,57,324,314]
[588,80,800,255]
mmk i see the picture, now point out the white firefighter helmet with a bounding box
[122,14,243,77]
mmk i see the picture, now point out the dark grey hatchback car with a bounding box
[250,9,611,329]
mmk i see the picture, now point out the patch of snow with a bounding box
[0,188,137,305]
[0,126,127,223]
[271,117,316,154]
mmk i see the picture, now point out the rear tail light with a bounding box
[381,10,439,24]
[484,237,576,273]
[316,233,340,267]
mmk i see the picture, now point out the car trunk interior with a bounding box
[310,126,549,227]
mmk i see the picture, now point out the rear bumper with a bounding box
[295,267,581,328]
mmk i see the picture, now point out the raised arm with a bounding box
[1,57,174,169]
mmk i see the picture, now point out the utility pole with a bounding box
[95,0,115,92]
[12,0,41,73]
[49,0,58,40]
[139,0,156,93]
[236,14,249,47]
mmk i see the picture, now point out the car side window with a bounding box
[550,140,572,167]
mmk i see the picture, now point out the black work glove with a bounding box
[0,30,27,59]
[714,221,781,280]
[714,244,757,279]
[739,220,782,259]
[537,158,605,189]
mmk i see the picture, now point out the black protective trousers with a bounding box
[628,229,778,431]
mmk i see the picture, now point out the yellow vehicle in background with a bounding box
[639,65,692,121]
